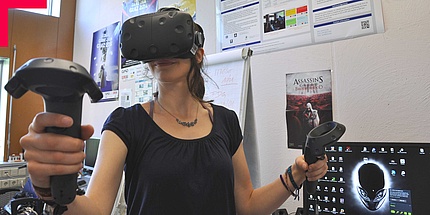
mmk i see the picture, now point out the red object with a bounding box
[0,0,47,47]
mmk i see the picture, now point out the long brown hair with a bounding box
[187,55,206,101]
[187,23,212,103]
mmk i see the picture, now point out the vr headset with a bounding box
[121,8,205,62]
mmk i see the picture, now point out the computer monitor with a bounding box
[303,142,430,215]
[84,137,100,171]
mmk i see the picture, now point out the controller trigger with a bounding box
[316,155,326,160]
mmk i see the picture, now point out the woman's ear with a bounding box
[195,48,205,63]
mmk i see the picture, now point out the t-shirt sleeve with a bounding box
[226,109,243,156]
[101,107,133,149]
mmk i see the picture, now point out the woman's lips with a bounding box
[152,59,177,66]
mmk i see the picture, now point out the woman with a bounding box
[20,11,328,215]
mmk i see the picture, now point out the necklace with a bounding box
[156,99,199,127]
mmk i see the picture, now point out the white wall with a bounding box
[74,0,430,212]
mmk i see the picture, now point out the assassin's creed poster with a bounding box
[285,70,333,149]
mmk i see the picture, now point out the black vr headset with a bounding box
[121,8,205,62]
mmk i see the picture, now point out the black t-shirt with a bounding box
[102,103,243,214]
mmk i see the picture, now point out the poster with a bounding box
[285,70,333,149]
[119,59,154,107]
[89,21,121,102]
[167,0,196,19]
[122,0,158,23]
[135,77,154,104]
[219,0,384,54]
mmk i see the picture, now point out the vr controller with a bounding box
[4,58,103,205]
[303,121,346,194]
[121,9,204,62]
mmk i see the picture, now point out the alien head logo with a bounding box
[357,163,387,210]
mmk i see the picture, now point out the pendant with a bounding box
[176,118,198,127]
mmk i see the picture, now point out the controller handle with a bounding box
[4,58,102,205]
[303,121,346,194]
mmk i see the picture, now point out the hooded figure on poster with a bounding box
[90,21,121,102]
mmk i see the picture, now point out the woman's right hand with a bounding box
[20,112,94,189]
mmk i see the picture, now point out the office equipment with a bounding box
[303,142,430,215]
[204,47,252,129]
[84,137,101,172]
[6,197,43,215]
[0,162,28,209]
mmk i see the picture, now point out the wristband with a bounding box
[32,184,52,198]
[286,165,302,190]
[279,174,299,200]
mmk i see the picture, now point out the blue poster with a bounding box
[90,21,121,102]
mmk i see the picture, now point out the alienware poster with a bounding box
[285,70,333,149]
[90,21,121,102]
